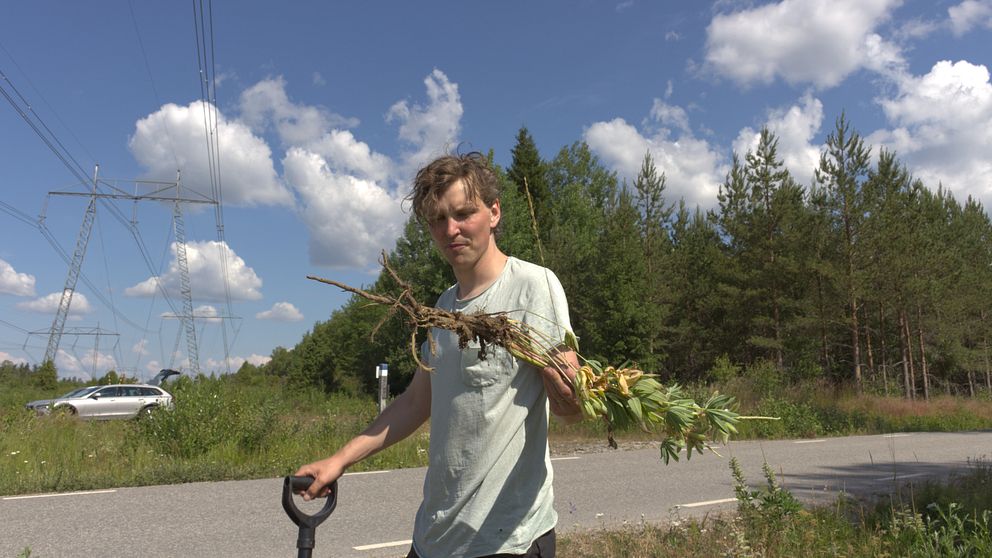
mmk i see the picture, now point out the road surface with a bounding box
[2,431,989,557]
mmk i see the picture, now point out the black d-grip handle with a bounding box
[282,476,338,558]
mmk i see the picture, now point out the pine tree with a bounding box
[814,115,872,390]
[591,184,652,366]
[632,151,673,368]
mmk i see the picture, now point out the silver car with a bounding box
[50,384,173,419]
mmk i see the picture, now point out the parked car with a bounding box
[148,368,180,386]
[25,386,101,414]
[47,384,174,419]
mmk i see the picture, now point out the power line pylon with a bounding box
[43,170,216,373]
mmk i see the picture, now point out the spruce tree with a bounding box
[508,127,551,235]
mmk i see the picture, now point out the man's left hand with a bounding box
[541,349,582,424]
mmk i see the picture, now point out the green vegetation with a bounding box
[559,457,992,557]
[238,118,992,404]
[3,364,991,496]
[0,374,430,496]
[3,116,991,557]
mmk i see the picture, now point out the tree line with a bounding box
[216,115,992,400]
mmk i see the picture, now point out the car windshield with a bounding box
[59,386,99,399]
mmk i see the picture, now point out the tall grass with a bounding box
[0,375,430,496]
[559,458,992,557]
[3,370,992,496]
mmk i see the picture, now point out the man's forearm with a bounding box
[331,377,431,469]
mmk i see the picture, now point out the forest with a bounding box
[243,115,992,400]
[14,114,987,402]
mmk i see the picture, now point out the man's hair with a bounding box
[407,152,502,224]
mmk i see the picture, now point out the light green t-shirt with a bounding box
[411,257,572,558]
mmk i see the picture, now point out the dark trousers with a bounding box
[406,529,556,558]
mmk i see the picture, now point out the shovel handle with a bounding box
[282,475,338,557]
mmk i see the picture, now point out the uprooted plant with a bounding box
[308,252,775,464]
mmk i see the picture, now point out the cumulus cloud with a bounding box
[125,240,262,302]
[284,70,462,269]
[204,354,271,372]
[160,304,223,323]
[129,100,293,207]
[868,60,992,208]
[55,348,115,379]
[286,148,407,268]
[704,0,904,87]
[386,69,463,178]
[0,258,35,296]
[948,0,992,36]
[306,130,394,184]
[0,351,28,365]
[732,93,825,186]
[584,101,726,209]
[256,301,304,322]
[132,339,149,356]
[16,291,92,316]
[239,76,358,146]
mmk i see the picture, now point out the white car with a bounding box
[50,384,173,419]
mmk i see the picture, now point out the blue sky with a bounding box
[1,1,990,380]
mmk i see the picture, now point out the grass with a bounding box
[559,457,992,557]
[0,375,430,496]
[2,372,992,496]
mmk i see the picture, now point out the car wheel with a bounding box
[136,405,158,419]
[55,405,77,417]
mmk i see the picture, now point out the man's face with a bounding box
[427,179,501,272]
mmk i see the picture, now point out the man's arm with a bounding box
[541,348,582,424]
[294,366,432,500]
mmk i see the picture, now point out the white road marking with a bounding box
[883,434,912,438]
[3,489,117,501]
[354,539,412,551]
[678,497,736,508]
[874,472,929,482]
[794,439,827,444]
[343,470,391,476]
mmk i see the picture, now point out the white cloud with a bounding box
[204,353,271,372]
[386,69,463,179]
[129,101,294,207]
[307,130,394,184]
[312,72,327,87]
[585,101,727,209]
[0,259,36,296]
[732,93,825,186]
[144,359,163,375]
[16,291,92,316]
[868,60,992,208]
[55,348,115,379]
[163,304,223,323]
[132,339,149,356]
[256,301,304,322]
[239,76,358,146]
[125,240,263,302]
[704,0,904,87]
[0,351,28,365]
[286,148,407,268]
[948,0,992,36]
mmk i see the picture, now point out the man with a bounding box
[295,152,580,557]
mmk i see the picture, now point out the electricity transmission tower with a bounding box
[43,168,217,375]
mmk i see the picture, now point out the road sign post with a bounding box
[376,363,389,413]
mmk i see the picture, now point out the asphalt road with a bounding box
[2,431,990,557]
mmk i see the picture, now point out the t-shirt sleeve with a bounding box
[519,267,572,352]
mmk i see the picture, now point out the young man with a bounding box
[295,152,580,557]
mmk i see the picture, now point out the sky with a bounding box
[1,0,990,381]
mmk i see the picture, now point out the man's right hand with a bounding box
[294,457,346,501]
